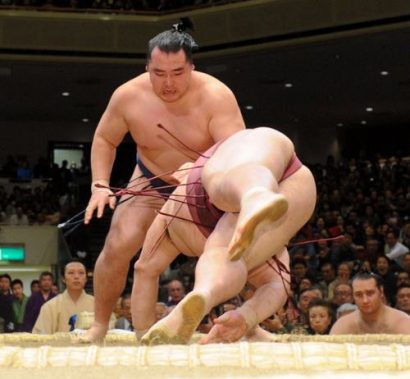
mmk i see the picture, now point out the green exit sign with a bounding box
[0,245,25,261]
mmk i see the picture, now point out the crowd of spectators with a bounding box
[0,0,233,12]
[0,154,88,225]
[0,152,409,335]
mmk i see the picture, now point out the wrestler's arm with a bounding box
[201,250,290,343]
[207,83,246,142]
[85,87,130,223]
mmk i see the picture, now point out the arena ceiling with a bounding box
[1,20,410,137]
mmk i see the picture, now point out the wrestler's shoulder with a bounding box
[112,73,151,99]
[193,71,235,95]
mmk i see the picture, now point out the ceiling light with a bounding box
[380,71,389,76]
[365,107,373,112]
[361,120,367,125]
[284,83,293,88]
[82,118,89,123]
[245,105,253,110]
[337,123,343,127]
[61,92,70,97]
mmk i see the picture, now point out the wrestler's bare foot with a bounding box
[75,322,108,344]
[140,293,206,345]
[228,189,288,261]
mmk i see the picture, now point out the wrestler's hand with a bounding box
[84,181,116,224]
[199,310,248,344]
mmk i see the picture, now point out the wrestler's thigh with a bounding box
[247,249,290,288]
[243,167,316,270]
[136,215,181,273]
[106,168,165,251]
[203,212,237,251]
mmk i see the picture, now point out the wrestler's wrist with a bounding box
[236,304,258,331]
[91,179,111,194]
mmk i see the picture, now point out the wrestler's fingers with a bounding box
[84,204,96,224]
[96,201,106,218]
[198,327,222,344]
[108,195,117,210]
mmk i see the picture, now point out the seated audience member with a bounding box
[307,299,334,335]
[113,297,123,320]
[328,262,352,298]
[396,271,410,287]
[0,274,13,297]
[318,262,336,300]
[0,285,13,333]
[23,272,56,332]
[166,279,186,306]
[385,230,409,269]
[155,302,168,321]
[30,280,40,294]
[260,306,293,334]
[11,279,28,332]
[330,272,410,334]
[402,253,410,275]
[336,303,357,319]
[291,259,309,291]
[331,283,353,311]
[374,255,397,305]
[33,261,94,333]
[395,284,410,315]
[115,293,133,331]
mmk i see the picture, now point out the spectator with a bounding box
[374,255,397,305]
[0,285,13,333]
[33,261,94,333]
[336,303,357,319]
[402,253,410,275]
[330,272,410,334]
[395,284,410,315]
[30,280,40,294]
[318,262,336,300]
[327,262,351,300]
[385,230,409,268]
[0,274,13,297]
[166,279,186,306]
[11,279,28,332]
[331,283,354,310]
[115,293,133,331]
[396,271,410,287]
[155,302,168,321]
[307,299,334,335]
[23,271,56,332]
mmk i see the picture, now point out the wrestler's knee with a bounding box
[134,258,163,278]
[102,220,146,259]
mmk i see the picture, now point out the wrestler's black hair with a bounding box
[352,270,384,289]
[147,17,198,63]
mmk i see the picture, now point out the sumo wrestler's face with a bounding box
[147,47,194,103]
